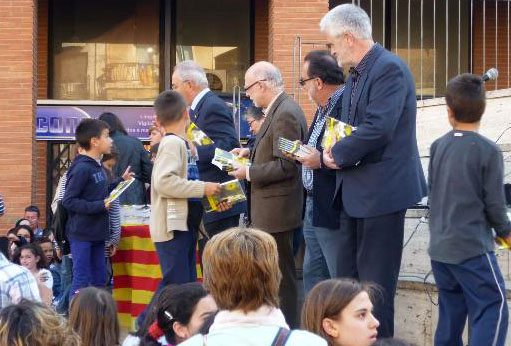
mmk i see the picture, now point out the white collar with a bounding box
[191,88,211,111]
[264,91,284,115]
[209,305,289,332]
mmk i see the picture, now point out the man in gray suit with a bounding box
[231,61,307,327]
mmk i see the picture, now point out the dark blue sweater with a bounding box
[62,155,109,242]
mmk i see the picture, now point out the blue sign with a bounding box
[36,105,156,140]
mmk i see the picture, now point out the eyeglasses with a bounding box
[298,77,316,87]
[244,79,267,92]
[247,119,256,127]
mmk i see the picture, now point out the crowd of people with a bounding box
[0,3,510,346]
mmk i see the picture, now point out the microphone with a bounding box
[481,68,498,82]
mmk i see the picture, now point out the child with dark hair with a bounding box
[34,237,62,305]
[428,73,511,346]
[128,283,217,346]
[15,224,34,243]
[18,244,53,298]
[62,118,113,299]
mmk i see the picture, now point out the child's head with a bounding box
[302,279,379,346]
[34,237,54,264]
[19,243,47,271]
[69,287,120,346]
[0,299,80,346]
[141,283,217,345]
[101,146,119,172]
[154,90,188,127]
[445,73,486,125]
[75,119,112,154]
[15,225,34,243]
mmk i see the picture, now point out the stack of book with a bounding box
[212,148,251,172]
[321,117,356,149]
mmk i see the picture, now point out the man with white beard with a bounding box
[295,50,345,294]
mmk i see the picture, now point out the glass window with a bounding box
[51,0,160,101]
[175,0,251,92]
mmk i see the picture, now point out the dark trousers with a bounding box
[431,253,508,346]
[338,208,406,338]
[69,240,106,300]
[272,229,298,328]
[199,215,240,265]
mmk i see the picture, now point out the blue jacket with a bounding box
[62,155,109,242]
[331,44,427,218]
[191,91,246,224]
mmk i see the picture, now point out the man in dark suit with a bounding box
[230,61,307,328]
[293,50,345,294]
[172,61,244,238]
[320,4,427,337]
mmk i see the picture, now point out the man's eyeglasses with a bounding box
[298,77,316,87]
[244,79,267,92]
[170,80,190,90]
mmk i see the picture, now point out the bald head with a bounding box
[244,62,284,108]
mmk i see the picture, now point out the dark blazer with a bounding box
[306,90,343,229]
[249,92,307,233]
[331,44,427,218]
[191,90,245,223]
[111,131,153,205]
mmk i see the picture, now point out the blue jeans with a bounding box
[56,254,73,314]
[69,240,106,300]
[303,196,342,294]
[432,252,508,346]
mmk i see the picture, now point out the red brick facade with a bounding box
[0,0,38,230]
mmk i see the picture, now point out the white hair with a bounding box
[248,61,284,92]
[320,4,372,40]
[173,60,209,88]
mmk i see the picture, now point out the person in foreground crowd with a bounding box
[0,252,40,308]
[230,61,307,328]
[124,282,217,346]
[18,244,53,294]
[180,228,327,346]
[320,4,427,337]
[69,286,120,346]
[294,49,345,294]
[302,279,379,346]
[428,74,511,346]
[0,299,80,346]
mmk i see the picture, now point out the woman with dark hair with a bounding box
[129,282,217,346]
[98,112,153,205]
[14,224,34,243]
[301,279,380,346]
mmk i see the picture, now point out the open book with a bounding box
[202,179,246,213]
[321,117,356,149]
[105,178,135,205]
[212,148,251,172]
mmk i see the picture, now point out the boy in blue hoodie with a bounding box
[62,118,113,299]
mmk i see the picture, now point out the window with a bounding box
[175,0,251,92]
[51,0,160,101]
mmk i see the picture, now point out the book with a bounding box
[278,137,312,158]
[105,178,135,205]
[186,122,214,146]
[212,148,251,172]
[321,117,356,149]
[203,179,246,213]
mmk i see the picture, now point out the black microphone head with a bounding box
[482,68,498,82]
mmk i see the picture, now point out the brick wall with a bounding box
[254,0,269,62]
[35,0,49,227]
[268,0,329,124]
[0,0,38,230]
[472,1,511,91]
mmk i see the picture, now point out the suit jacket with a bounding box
[249,92,307,233]
[331,44,427,218]
[306,90,343,229]
[191,91,246,223]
